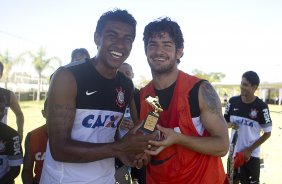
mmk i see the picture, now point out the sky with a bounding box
[0,0,281,85]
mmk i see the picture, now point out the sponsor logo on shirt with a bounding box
[82,114,120,128]
[35,152,46,161]
[12,136,21,155]
[234,118,254,127]
[86,90,98,96]
[262,108,271,124]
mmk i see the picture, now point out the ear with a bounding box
[176,47,184,60]
[42,110,46,118]
[94,32,101,46]
[253,85,258,91]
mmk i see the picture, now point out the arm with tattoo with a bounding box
[145,81,229,157]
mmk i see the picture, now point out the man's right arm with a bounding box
[48,68,155,163]
[9,91,24,140]
[223,100,236,128]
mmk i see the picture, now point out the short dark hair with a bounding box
[95,9,137,39]
[242,71,260,86]
[0,62,4,73]
[143,17,184,50]
[71,48,90,61]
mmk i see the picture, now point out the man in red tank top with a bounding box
[21,99,48,184]
[138,17,230,184]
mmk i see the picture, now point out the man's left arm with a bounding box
[243,132,271,159]
[9,91,24,140]
[146,81,229,157]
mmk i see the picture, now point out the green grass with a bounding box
[8,100,45,184]
[7,101,282,184]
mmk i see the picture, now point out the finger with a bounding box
[130,121,143,134]
[144,147,163,155]
[135,159,144,169]
[148,140,163,147]
[156,124,166,132]
[141,153,150,165]
[135,152,145,160]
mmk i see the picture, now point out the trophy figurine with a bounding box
[137,96,163,135]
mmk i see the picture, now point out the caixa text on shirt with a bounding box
[82,114,120,128]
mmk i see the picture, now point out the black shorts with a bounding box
[237,157,260,184]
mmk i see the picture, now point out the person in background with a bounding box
[22,99,48,184]
[118,63,145,184]
[224,71,272,184]
[0,61,24,140]
[117,62,138,138]
[40,9,156,184]
[0,94,23,184]
[136,17,229,183]
[70,48,90,62]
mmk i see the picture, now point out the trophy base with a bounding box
[137,111,159,135]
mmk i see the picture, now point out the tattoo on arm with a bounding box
[201,82,222,114]
[49,104,76,124]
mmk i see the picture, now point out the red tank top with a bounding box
[29,125,48,183]
[140,71,226,184]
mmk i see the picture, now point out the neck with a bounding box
[92,57,117,79]
[241,95,256,103]
[152,69,179,90]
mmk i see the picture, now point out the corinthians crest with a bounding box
[249,109,258,119]
[116,86,125,108]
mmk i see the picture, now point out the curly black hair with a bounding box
[143,17,184,50]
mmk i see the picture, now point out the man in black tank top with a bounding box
[40,9,157,184]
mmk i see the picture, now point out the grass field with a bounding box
[7,101,282,184]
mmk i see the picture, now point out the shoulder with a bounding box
[230,95,240,100]
[117,72,134,88]
[255,97,268,108]
[0,87,11,104]
[50,67,77,89]
[198,81,222,113]
[29,125,45,135]
[0,123,19,139]
[0,87,10,94]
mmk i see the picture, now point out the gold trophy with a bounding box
[137,96,163,135]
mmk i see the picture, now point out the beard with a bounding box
[149,61,175,75]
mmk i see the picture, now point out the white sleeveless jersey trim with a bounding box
[192,116,205,136]
[40,108,122,184]
[173,116,205,136]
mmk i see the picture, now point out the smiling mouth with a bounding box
[110,51,123,59]
[153,57,166,62]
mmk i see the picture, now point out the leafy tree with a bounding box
[192,69,225,82]
[20,47,61,101]
[135,75,151,89]
[0,49,19,88]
